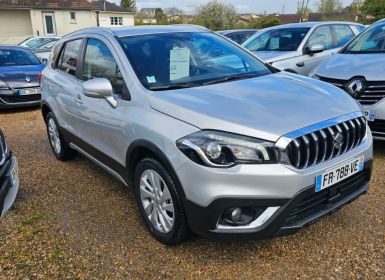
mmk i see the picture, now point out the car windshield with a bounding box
[34,40,57,51]
[344,22,385,53]
[0,48,41,66]
[20,38,56,49]
[242,27,310,52]
[118,32,271,90]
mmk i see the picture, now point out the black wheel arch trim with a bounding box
[125,139,187,199]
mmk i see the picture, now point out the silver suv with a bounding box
[242,22,364,76]
[310,19,385,140]
[41,25,373,245]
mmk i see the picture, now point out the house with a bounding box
[0,0,134,44]
[92,0,135,28]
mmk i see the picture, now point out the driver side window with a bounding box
[82,38,125,95]
[307,26,334,50]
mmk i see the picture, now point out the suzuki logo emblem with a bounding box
[347,79,364,98]
[25,76,31,83]
[333,132,344,150]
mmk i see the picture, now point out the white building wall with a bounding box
[0,9,33,44]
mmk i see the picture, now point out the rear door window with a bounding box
[57,39,82,77]
[332,25,354,48]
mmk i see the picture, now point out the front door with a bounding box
[43,12,56,35]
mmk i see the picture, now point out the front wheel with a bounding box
[45,112,77,161]
[134,158,189,245]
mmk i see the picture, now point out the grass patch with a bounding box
[22,213,44,225]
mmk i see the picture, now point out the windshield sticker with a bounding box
[170,48,190,81]
[146,76,157,83]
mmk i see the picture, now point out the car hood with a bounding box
[0,64,45,88]
[148,73,361,142]
[314,53,385,81]
[252,51,298,63]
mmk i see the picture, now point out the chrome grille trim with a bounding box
[276,112,367,169]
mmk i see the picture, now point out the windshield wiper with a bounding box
[149,82,200,91]
[202,73,260,86]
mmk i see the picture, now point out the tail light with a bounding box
[38,73,42,86]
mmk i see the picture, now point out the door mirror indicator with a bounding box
[307,44,324,54]
[83,78,117,108]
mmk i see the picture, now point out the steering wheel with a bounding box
[190,60,215,76]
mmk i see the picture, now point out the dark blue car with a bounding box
[0,46,45,109]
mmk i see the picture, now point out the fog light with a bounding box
[222,207,265,226]
[231,208,242,221]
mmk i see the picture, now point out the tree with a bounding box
[317,0,343,17]
[297,0,311,22]
[155,8,167,24]
[194,1,238,31]
[249,17,281,29]
[361,0,385,22]
[165,7,184,24]
[120,0,136,12]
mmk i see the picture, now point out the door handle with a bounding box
[74,94,83,104]
[296,62,305,67]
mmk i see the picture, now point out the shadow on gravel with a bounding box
[373,140,385,156]
[0,106,40,115]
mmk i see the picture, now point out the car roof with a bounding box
[266,21,364,29]
[0,45,31,50]
[217,29,258,34]
[68,25,210,38]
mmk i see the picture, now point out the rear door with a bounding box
[49,38,85,137]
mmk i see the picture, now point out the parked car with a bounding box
[0,46,45,109]
[217,29,258,44]
[0,129,19,219]
[41,25,373,245]
[19,36,60,50]
[310,19,385,140]
[242,22,365,75]
[32,40,58,62]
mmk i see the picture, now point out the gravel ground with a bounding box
[0,108,384,279]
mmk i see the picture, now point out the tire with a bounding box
[45,112,77,161]
[134,158,189,245]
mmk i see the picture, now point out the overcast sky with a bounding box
[112,0,353,14]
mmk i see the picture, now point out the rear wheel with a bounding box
[134,158,189,245]
[45,112,77,160]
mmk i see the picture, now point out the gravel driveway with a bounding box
[0,108,384,279]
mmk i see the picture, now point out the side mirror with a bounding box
[307,44,324,54]
[41,58,48,64]
[83,78,117,108]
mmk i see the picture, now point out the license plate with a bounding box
[10,160,19,186]
[364,109,376,122]
[18,88,40,96]
[315,155,364,192]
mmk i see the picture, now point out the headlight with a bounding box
[176,131,279,167]
[0,79,9,89]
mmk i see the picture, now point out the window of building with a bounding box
[110,17,123,26]
[70,12,76,21]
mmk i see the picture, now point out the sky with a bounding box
[112,0,354,14]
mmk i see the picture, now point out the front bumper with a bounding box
[184,160,372,240]
[0,88,41,109]
[364,99,385,140]
[0,156,19,219]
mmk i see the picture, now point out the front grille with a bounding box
[284,170,369,227]
[0,94,41,104]
[286,116,366,169]
[318,76,385,106]
[369,119,385,138]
